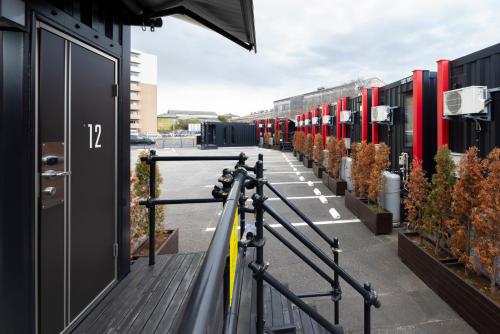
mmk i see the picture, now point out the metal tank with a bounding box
[378,171,401,224]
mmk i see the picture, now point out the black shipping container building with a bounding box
[201,122,257,147]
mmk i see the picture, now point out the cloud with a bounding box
[132,0,500,115]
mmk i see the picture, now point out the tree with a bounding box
[274,130,281,147]
[313,134,323,163]
[352,142,375,198]
[217,115,229,122]
[446,147,485,270]
[368,143,390,204]
[133,150,165,240]
[304,134,314,157]
[264,132,270,145]
[424,146,456,254]
[404,159,431,242]
[471,148,500,293]
[294,132,305,154]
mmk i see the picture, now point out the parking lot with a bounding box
[130,146,475,333]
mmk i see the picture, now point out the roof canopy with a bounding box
[121,0,256,51]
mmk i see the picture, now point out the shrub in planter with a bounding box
[264,132,271,146]
[351,141,375,198]
[131,150,166,255]
[471,148,500,292]
[312,134,324,178]
[423,146,456,254]
[367,143,390,206]
[302,134,314,167]
[323,137,346,195]
[446,147,485,271]
[273,130,281,148]
[403,159,430,243]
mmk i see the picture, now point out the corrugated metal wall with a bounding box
[448,43,500,156]
[203,122,257,146]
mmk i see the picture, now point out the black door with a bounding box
[38,25,117,333]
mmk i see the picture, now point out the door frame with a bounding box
[35,20,119,332]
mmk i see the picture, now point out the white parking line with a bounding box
[266,171,313,174]
[270,181,322,185]
[307,181,314,187]
[299,176,305,181]
[267,195,338,201]
[205,219,360,232]
[319,195,328,204]
[313,188,322,196]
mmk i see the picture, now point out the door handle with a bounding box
[41,170,71,179]
[42,186,57,196]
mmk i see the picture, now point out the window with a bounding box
[404,95,413,147]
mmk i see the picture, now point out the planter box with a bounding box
[323,173,346,196]
[345,191,392,234]
[298,153,304,162]
[293,150,297,157]
[133,229,179,259]
[312,162,324,178]
[303,156,313,168]
[398,232,500,333]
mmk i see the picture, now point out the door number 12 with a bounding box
[87,124,102,149]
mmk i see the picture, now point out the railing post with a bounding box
[148,149,157,266]
[255,153,265,333]
[333,237,340,325]
[239,186,246,239]
[364,283,371,334]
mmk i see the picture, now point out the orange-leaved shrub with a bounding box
[367,143,390,204]
[313,134,323,163]
[352,141,375,198]
[304,134,314,157]
[404,159,430,240]
[326,137,344,179]
[471,148,500,292]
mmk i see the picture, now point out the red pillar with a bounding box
[311,108,318,138]
[361,88,369,142]
[304,112,310,135]
[413,70,424,162]
[336,99,342,139]
[437,60,450,148]
[371,87,379,144]
[341,96,348,139]
[321,104,329,147]
[285,119,289,141]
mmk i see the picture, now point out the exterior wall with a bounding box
[138,82,158,133]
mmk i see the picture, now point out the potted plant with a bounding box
[273,130,281,150]
[312,134,324,178]
[345,142,392,234]
[398,147,500,333]
[292,132,298,156]
[131,150,178,259]
[302,134,314,168]
[297,132,305,161]
[323,137,347,195]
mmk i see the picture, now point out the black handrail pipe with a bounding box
[224,246,247,333]
[140,198,223,206]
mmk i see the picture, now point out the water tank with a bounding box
[378,171,400,224]
[341,157,353,191]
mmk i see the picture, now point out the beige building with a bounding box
[130,50,158,134]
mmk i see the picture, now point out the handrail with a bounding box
[178,173,244,333]
[224,245,247,334]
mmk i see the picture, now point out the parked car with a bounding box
[145,131,162,140]
[130,135,155,145]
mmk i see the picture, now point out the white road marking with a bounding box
[293,168,298,172]
[313,188,322,196]
[270,181,322,185]
[319,195,328,204]
[299,176,305,181]
[329,208,341,219]
[205,219,360,232]
[295,171,301,175]
[267,195,338,201]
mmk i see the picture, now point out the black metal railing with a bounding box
[139,149,381,334]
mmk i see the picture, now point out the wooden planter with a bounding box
[398,232,500,333]
[322,172,346,196]
[293,150,297,157]
[312,161,324,178]
[303,155,313,168]
[298,153,304,162]
[133,228,179,259]
[345,191,392,234]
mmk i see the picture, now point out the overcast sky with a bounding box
[131,0,500,116]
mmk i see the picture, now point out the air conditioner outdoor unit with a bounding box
[312,117,319,125]
[444,86,487,116]
[371,106,391,122]
[304,118,311,125]
[258,124,263,128]
[340,110,351,123]
[267,123,272,128]
[298,120,303,126]
[322,115,331,124]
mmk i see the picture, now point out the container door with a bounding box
[38,25,117,333]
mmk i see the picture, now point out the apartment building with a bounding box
[130,49,158,134]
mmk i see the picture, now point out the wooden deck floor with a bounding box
[73,252,205,334]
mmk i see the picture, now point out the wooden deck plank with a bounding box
[264,284,273,327]
[154,252,205,333]
[270,284,285,327]
[236,249,255,334]
[87,254,180,333]
[119,254,187,333]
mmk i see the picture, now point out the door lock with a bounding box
[42,155,60,165]
[42,187,57,196]
[41,170,71,179]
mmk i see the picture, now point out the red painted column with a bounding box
[285,119,289,141]
[304,112,310,135]
[321,104,329,147]
[341,96,348,139]
[312,108,318,138]
[361,88,369,142]
[413,70,424,162]
[336,99,342,139]
[371,87,379,144]
[437,60,450,148]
